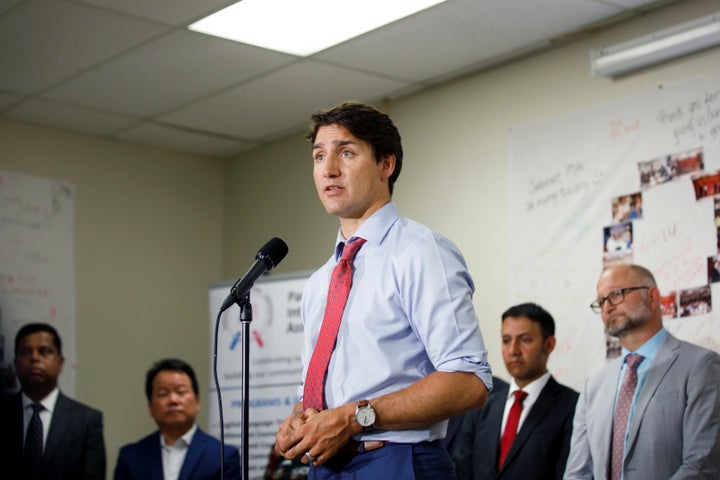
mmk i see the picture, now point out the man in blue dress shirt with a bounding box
[274,101,493,480]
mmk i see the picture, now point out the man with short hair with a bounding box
[274,102,492,479]
[564,264,720,479]
[113,358,241,480]
[453,303,578,479]
[0,322,106,479]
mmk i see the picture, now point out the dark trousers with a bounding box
[308,441,455,480]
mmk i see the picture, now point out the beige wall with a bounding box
[0,120,224,475]
[1,0,719,477]
[223,0,720,389]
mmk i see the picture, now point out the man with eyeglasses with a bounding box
[564,264,720,480]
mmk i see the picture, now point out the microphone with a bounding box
[220,237,289,313]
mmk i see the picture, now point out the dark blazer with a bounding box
[0,390,106,479]
[444,376,509,458]
[453,376,578,480]
[114,427,241,480]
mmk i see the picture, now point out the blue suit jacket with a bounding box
[113,428,241,480]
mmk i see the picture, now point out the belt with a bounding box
[339,440,387,453]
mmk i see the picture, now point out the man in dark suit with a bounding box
[0,322,106,479]
[113,358,241,480]
[453,303,578,480]
[443,376,509,461]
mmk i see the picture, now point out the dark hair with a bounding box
[502,302,555,338]
[145,358,199,402]
[15,323,62,356]
[306,101,403,195]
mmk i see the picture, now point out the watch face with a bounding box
[357,406,376,427]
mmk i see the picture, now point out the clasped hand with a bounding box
[275,404,357,466]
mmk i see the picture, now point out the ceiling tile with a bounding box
[315,0,623,83]
[79,0,234,25]
[159,60,411,140]
[3,98,137,135]
[0,0,166,93]
[43,30,296,116]
[0,92,20,109]
[0,0,21,15]
[113,121,255,157]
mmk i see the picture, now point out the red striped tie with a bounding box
[303,238,366,411]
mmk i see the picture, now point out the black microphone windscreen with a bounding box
[256,237,288,270]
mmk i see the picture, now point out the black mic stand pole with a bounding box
[239,294,253,480]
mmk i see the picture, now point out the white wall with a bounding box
[224,0,720,384]
[1,0,719,477]
[0,120,224,476]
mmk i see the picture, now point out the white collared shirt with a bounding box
[160,424,197,480]
[499,371,551,439]
[21,388,59,450]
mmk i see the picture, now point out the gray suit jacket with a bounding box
[564,332,720,479]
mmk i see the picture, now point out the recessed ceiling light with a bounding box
[189,0,448,57]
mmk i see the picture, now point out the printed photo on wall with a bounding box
[606,335,621,360]
[679,286,712,317]
[692,171,720,200]
[709,255,720,283]
[603,222,633,268]
[611,192,642,223]
[715,197,720,227]
[660,291,678,318]
[673,147,704,175]
[638,147,704,190]
[639,156,674,189]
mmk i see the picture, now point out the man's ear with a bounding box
[380,154,396,180]
[544,335,556,356]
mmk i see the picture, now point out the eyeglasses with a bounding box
[590,286,650,313]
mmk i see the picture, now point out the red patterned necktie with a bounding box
[610,353,644,480]
[303,238,366,411]
[498,390,527,469]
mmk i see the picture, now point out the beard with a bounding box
[605,302,651,337]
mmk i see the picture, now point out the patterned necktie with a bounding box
[303,238,366,411]
[24,403,44,476]
[610,353,644,480]
[498,389,528,469]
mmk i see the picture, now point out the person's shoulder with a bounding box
[0,391,21,417]
[548,375,580,397]
[675,336,720,357]
[195,428,239,454]
[392,217,464,256]
[119,431,160,452]
[57,391,103,418]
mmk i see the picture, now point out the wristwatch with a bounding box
[355,400,376,431]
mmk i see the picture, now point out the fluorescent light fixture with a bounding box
[591,11,720,77]
[189,0,447,57]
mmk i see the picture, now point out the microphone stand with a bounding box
[239,294,253,480]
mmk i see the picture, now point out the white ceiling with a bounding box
[0,0,666,158]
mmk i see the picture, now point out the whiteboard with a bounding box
[0,171,76,396]
[509,71,720,390]
[208,271,310,480]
